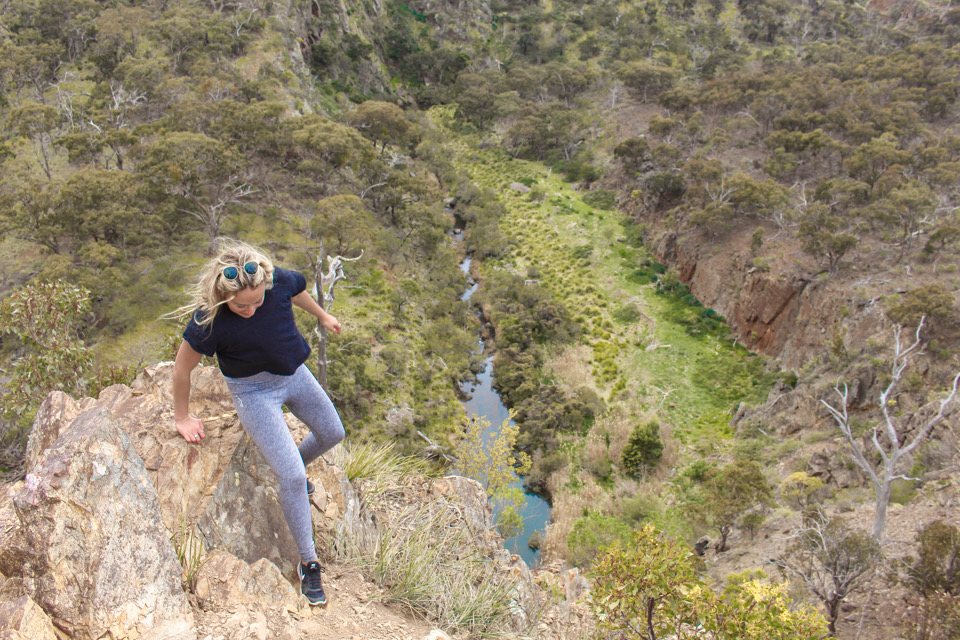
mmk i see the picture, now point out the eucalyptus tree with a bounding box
[289,117,377,197]
[54,168,143,250]
[349,100,418,154]
[701,459,773,552]
[0,41,65,106]
[141,131,253,252]
[797,202,858,275]
[311,194,374,258]
[7,101,59,178]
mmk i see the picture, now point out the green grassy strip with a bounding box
[439,114,774,446]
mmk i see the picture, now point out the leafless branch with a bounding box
[822,316,960,539]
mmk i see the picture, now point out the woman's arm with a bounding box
[172,340,205,442]
[291,290,341,334]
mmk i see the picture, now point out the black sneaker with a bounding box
[299,561,326,606]
[306,478,315,496]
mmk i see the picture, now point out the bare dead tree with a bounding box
[822,317,960,540]
[108,82,146,129]
[312,249,362,390]
[178,179,257,253]
[705,176,736,210]
[775,508,881,637]
[232,8,258,36]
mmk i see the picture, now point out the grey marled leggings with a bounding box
[225,364,345,564]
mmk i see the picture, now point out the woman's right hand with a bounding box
[175,416,205,443]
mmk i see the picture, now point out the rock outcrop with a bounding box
[5,407,196,639]
[0,363,591,639]
[653,227,893,373]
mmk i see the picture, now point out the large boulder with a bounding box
[102,364,244,535]
[4,407,196,639]
[23,391,97,470]
[195,433,301,579]
[20,363,353,584]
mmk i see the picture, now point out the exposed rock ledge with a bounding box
[0,363,591,639]
[656,230,890,371]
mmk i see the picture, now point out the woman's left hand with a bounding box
[321,314,341,335]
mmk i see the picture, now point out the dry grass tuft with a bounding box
[654,422,680,481]
[539,470,613,565]
[582,431,610,478]
[545,345,595,392]
[598,408,637,465]
[331,443,529,638]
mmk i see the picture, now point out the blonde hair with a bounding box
[168,239,275,328]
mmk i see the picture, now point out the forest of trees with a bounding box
[0,0,497,461]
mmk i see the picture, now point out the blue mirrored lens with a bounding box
[222,266,239,280]
[243,261,258,275]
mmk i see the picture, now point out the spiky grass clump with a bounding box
[171,515,211,593]
[334,440,429,489]
[365,505,517,637]
[332,442,528,637]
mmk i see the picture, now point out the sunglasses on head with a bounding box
[221,261,259,281]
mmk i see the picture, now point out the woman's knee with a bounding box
[276,463,307,491]
[331,422,345,446]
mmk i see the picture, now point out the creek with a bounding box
[456,251,551,566]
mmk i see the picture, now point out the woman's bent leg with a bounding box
[284,365,346,466]
[228,378,317,565]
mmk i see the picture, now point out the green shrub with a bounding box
[567,513,633,569]
[621,419,664,479]
[619,219,646,247]
[739,512,766,540]
[891,478,919,505]
[582,188,617,210]
[780,371,800,388]
[683,460,714,483]
[613,303,642,323]
[886,284,955,332]
[906,521,960,596]
[620,493,661,525]
[572,245,593,260]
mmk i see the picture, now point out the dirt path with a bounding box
[193,561,451,640]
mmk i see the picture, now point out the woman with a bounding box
[170,239,344,606]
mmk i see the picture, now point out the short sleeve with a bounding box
[288,269,307,296]
[182,312,217,357]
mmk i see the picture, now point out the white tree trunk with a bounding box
[822,317,960,541]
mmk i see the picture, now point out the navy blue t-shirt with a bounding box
[182,267,311,378]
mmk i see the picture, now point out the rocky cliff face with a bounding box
[654,224,893,374]
[0,364,590,639]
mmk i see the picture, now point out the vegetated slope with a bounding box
[0,0,502,458]
[419,3,960,638]
[445,122,772,441]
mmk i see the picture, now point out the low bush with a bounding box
[621,419,664,479]
[567,513,633,569]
